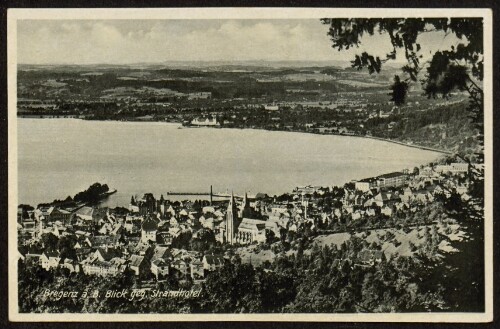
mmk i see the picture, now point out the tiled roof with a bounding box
[129,255,145,267]
[75,206,94,217]
[97,247,121,261]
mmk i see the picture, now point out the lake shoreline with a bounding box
[18,116,452,155]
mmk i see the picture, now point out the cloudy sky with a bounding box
[17,19,457,65]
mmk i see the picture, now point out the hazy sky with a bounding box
[17,19,459,65]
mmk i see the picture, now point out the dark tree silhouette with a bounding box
[321,17,484,164]
[321,18,483,101]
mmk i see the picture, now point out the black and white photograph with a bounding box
[7,7,493,322]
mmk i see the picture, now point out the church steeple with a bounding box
[229,191,235,207]
[225,191,239,244]
[241,191,254,219]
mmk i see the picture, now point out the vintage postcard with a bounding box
[7,7,493,322]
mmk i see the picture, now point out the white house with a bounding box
[40,251,61,270]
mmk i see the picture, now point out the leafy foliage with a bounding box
[321,18,483,107]
[390,75,409,106]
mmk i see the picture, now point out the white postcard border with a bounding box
[7,7,494,323]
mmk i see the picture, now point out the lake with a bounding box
[17,118,442,207]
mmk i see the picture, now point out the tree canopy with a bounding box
[321,18,483,107]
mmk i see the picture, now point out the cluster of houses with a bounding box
[17,189,309,280]
[21,203,229,282]
[17,160,473,280]
[341,162,471,222]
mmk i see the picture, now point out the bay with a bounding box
[17,118,442,207]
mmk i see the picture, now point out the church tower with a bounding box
[225,192,239,244]
[241,192,253,218]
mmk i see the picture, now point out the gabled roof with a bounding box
[76,248,92,257]
[109,257,126,266]
[42,250,60,258]
[51,207,71,215]
[191,259,203,266]
[96,247,121,261]
[75,206,94,217]
[172,259,187,266]
[151,246,171,262]
[152,258,169,267]
[111,223,124,235]
[132,242,151,254]
[128,254,145,267]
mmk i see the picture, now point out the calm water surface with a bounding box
[18,119,442,207]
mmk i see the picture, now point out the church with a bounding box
[221,192,267,245]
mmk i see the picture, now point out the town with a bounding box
[17,155,478,288]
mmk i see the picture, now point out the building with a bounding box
[72,206,94,222]
[72,206,107,226]
[47,207,72,224]
[450,163,469,174]
[191,117,220,126]
[202,255,225,272]
[128,254,148,276]
[371,192,399,207]
[141,217,158,243]
[139,193,156,214]
[264,103,280,111]
[377,172,407,188]
[435,163,469,175]
[294,185,325,195]
[171,259,189,276]
[401,187,414,203]
[80,248,125,276]
[224,193,239,245]
[240,193,258,219]
[236,218,267,244]
[59,258,80,273]
[354,177,378,192]
[40,251,61,270]
[354,181,370,192]
[190,259,205,281]
[151,259,170,280]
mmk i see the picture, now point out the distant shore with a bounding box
[178,122,452,155]
[354,135,452,155]
[18,115,452,155]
